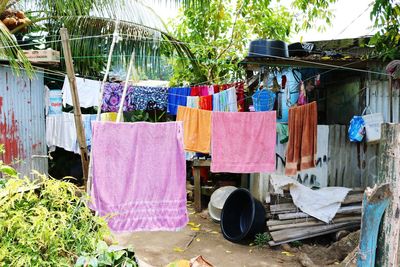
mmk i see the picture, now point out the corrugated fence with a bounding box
[0,66,47,177]
[328,125,379,188]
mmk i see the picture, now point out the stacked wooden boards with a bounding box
[266,190,363,246]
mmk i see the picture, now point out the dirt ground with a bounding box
[114,204,302,267]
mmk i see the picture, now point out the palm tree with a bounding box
[0,0,199,77]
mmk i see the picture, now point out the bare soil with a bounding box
[113,204,302,267]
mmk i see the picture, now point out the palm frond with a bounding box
[0,22,34,77]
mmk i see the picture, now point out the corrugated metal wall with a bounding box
[368,80,392,122]
[0,66,47,177]
[328,125,379,188]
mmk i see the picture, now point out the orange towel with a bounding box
[176,106,211,153]
[285,101,317,176]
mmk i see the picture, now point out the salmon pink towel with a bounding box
[91,121,188,232]
[211,111,276,173]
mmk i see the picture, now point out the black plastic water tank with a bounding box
[220,188,266,243]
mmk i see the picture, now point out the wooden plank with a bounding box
[277,205,362,220]
[60,28,89,185]
[192,159,211,167]
[268,225,359,246]
[268,216,361,231]
[270,221,359,243]
[342,193,363,205]
[193,166,201,212]
[270,194,363,216]
[376,124,400,267]
[269,203,297,213]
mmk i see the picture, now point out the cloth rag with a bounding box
[269,175,351,223]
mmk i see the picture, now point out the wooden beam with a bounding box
[270,221,359,243]
[376,124,400,267]
[268,216,361,232]
[358,184,391,267]
[277,205,362,220]
[192,159,211,167]
[60,28,89,185]
[193,166,201,212]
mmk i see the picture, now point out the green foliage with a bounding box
[289,240,303,247]
[0,174,110,266]
[124,110,165,122]
[169,0,337,85]
[254,232,271,247]
[75,241,138,267]
[369,0,400,60]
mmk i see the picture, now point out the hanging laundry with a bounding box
[131,86,168,110]
[176,106,211,154]
[90,121,188,232]
[226,87,238,112]
[167,87,191,115]
[190,85,209,97]
[102,83,134,112]
[235,82,245,112]
[100,112,120,122]
[207,85,215,95]
[46,112,96,154]
[276,123,289,144]
[199,95,213,110]
[285,101,317,176]
[62,76,102,108]
[187,96,200,109]
[213,93,220,111]
[210,111,276,173]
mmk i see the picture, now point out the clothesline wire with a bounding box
[1,31,393,79]
[24,61,373,111]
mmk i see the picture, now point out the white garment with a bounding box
[226,87,238,112]
[186,96,200,109]
[62,75,102,108]
[213,93,220,111]
[46,113,77,153]
[46,112,96,154]
[269,175,351,223]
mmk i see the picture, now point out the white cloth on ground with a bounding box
[269,174,351,223]
[62,75,102,108]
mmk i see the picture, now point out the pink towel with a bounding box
[91,121,188,232]
[211,111,276,173]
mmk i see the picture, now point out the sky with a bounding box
[149,0,376,42]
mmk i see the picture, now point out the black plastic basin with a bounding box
[220,188,266,243]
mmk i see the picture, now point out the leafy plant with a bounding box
[169,0,337,85]
[75,241,138,267]
[0,172,110,266]
[254,232,271,248]
[369,0,400,60]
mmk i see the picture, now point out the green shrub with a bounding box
[0,174,109,266]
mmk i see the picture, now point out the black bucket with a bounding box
[220,188,266,243]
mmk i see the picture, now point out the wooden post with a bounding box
[60,28,90,185]
[376,123,400,266]
[389,77,393,122]
[357,183,391,267]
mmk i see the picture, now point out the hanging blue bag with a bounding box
[348,116,365,142]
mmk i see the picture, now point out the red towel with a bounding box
[285,102,318,176]
[199,95,213,110]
